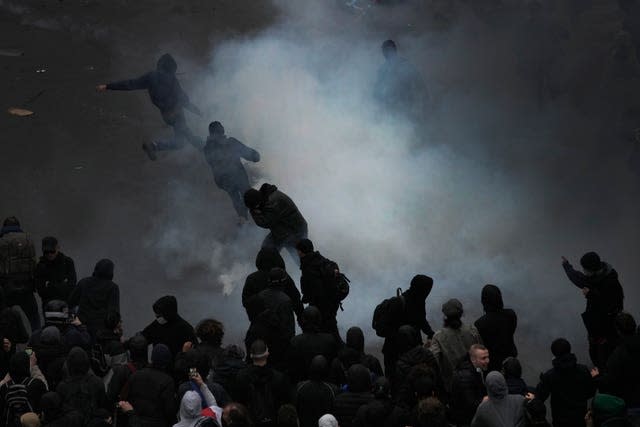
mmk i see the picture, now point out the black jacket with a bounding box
[56,348,109,423]
[354,397,395,427]
[597,334,640,408]
[142,296,197,358]
[204,135,259,187]
[562,262,624,339]
[127,367,176,427]
[243,248,303,322]
[450,356,487,426]
[40,391,84,427]
[474,286,518,372]
[106,54,194,116]
[334,364,375,427]
[250,184,308,242]
[35,253,77,305]
[288,307,339,383]
[535,353,596,427]
[0,353,47,414]
[107,361,145,405]
[68,260,120,335]
[33,340,67,391]
[295,357,338,427]
[402,286,435,339]
[210,345,246,393]
[233,364,292,426]
[299,251,339,313]
[330,328,383,387]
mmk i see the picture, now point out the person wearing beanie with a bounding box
[535,338,596,427]
[0,217,40,331]
[32,325,67,391]
[471,372,526,427]
[142,295,197,358]
[329,326,383,387]
[353,377,395,427]
[318,414,339,427]
[233,340,291,427]
[0,352,48,416]
[502,357,529,396]
[34,236,77,313]
[333,364,374,427]
[203,120,260,221]
[244,269,296,371]
[393,325,440,402]
[55,347,108,424]
[124,343,177,427]
[29,299,92,352]
[430,298,482,393]
[243,248,303,325]
[96,54,202,161]
[588,394,632,427]
[68,259,120,337]
[474,284,518,372]
[380,274,435,380]
[243,182,308,262]
[561,252,624,369]
[296,239,346,343]
[594,312,640,416]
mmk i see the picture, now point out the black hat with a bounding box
[42,236,58,252]
[2,216,19,227]
[442,298,463,318]
[295,238,314,254]
[580,252,602,272]
[551,338,571,357]
[250,340,269,359]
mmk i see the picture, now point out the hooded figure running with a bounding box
[203,121,260,220]
[97,53,202,160]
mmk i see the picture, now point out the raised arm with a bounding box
[104,73,152,91]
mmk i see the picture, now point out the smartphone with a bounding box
[189,368,197,378]
[25,347,33,356]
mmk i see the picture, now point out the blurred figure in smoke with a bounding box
[96,53,202,161]
[373,40,428,123]
[561,252,624,369]
[244,184,308,262]
[203,121,260,222]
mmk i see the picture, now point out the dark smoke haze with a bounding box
[1,0,639,382]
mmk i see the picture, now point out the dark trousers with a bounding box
[155,110,201,151]
[261,228,308,266]
[216,175,251,219]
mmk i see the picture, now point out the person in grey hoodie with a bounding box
[471,371,525,427]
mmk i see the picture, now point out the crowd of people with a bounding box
[0,214,637,427]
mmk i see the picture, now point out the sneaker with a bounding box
[142,143,157,161]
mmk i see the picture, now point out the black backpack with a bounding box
[2,378,35,427]
[247,380,276,426]
[320,259,350,308]
[372,288,405,338]
[90,343,110,377]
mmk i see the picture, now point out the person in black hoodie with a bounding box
[502,357,529,396]
[142,295,197,358]
[233,340,292,427]
[333,364,374,427]
[288,306,339,383]
[56,347,108,424]
[392,325,440,402]
[0,352,48,416]
[474,284,518,372]
[40,391,83,427]
[97,53,202,160]
[35,237,77,311]
[245,268,295,371]
[33,326,67,391]
[210,345,246,395]
[593,312,640,413]
[107,334,148,406]
[124,344,176,427]
[382,275,435,379]
[296,239,343,341]
[561,252,624,369]
[295,355,338,427]
[68,259,120,336]
[244,183,308,261]
[203,121,260,220]
[330,327,383,387]
[243,248,303,324]
[535,338,596,427]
